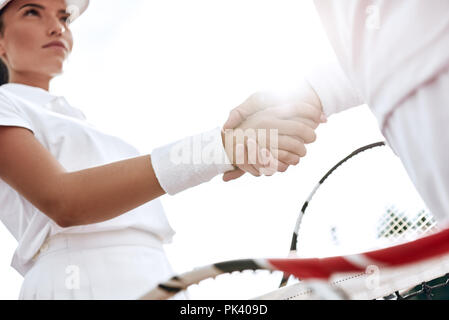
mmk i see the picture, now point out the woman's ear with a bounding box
[0,38,7,60]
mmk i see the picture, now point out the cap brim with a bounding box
[0,0,89,20]
[66,0,89,17]
[0,0,14,11]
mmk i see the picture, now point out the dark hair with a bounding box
[0,7,9,86]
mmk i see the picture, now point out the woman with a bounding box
[0,0,322,299]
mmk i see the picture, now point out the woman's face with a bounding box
[0,0,73,79]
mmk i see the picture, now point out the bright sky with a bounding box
[0,0,425,300]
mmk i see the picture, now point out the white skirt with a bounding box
[19,228,188,300]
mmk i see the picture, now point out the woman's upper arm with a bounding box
[0,126,67,223]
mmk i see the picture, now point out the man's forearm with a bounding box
[304,61,365,117]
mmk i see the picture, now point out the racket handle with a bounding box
[278,233,299,287]
[279,274,290,288]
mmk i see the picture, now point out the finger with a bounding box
[235,141,261,177]
[275,149,301,166]
[263,119,317,144]
[251,141,276,176]
[239,162,261,177]
[259,160,290,175]
[250,140,292,176]
[223,169,246,182]
[246,137,260,166]
[263,103,322,126]
[258,154,278,176]
[289,117,320,130]
[276,136,307,158]
[277,161,290,173]
[258,150,285,176]
[257,145,272,167]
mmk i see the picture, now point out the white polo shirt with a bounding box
[0,83,176,276]
[306,0,449,132]
[304,0,449,224]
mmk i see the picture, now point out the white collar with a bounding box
[1,83,58,108]
[1,83,86,120]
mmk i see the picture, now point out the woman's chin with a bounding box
[44,64,65,77]
[49,69,64,77]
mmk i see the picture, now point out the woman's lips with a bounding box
[45,45,67,50]
[43,41,68,51]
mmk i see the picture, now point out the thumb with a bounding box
[223,169,246,182]
[320,111,328,123]
[223,109,245,129]
[223,93,273,129]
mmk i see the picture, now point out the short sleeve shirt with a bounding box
[0,83,176,276]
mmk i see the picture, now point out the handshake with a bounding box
[221,80,326,182]
[151,79,326,196]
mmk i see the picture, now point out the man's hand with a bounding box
[222,80,326,182]
[221,104,320,177]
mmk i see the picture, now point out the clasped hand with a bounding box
[221,82,326,181]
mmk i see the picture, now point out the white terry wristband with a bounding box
[151,127,236,195]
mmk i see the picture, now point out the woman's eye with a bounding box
[24,9,70,24]
[24,9,39,16]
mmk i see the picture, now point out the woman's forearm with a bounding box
[55,155,165,227]
[53,97,320,228]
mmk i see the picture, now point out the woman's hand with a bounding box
[222,80,326,181]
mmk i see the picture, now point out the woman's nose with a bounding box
[47,18,67,36]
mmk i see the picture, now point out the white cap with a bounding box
[0,0,89,23]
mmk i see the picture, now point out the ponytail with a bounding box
[0,59,8,86]
[0,7,9,86]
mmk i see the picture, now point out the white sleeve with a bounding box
[304,62,365,117]
[0,93,35,133]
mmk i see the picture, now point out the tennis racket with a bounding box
[140,142,448,300]
[279,141,436,287]
[140,227,449,300]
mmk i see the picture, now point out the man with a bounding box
[224,0,449,226]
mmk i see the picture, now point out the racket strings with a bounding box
[281,142,388,287]
[280,141,446,300]
[376,206,438,242]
